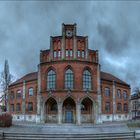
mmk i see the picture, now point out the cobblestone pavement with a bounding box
[0,121,133,134]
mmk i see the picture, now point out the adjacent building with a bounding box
[8,24,130,124]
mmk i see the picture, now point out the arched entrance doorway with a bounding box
[45,97,58,123]
[62,97,76,123]
[81,97,93,123]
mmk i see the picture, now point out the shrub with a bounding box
[0,113,12,127]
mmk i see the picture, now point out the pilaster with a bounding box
[76,101,81,125]
[49,36,53,61]
[58,103,62,124]
[61,23,65,59]
[96,64,102,124]
[112,80,116,121]
[22,80,26,121]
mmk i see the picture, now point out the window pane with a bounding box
[47,70,56,90]
[117,103,121,111]
[117,89,121,99]
[28,88,33,96]
[16,90,21,98]
[66,50,69,57]
[83,70,91,90]
[104,88,110,97]
[16,103,21,112]
[54,51,56,58]
[28,102,33,111]
[82,51,85,58]
[70,50,72,57]
[58,50,61,57]
[105,102,110,112]
[65,69,73,89]
[123,91,127,100]
[78,50,80,57]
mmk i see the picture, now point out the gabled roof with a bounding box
[101,71,130,87]
[9,72,37,87]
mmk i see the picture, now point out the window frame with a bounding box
[28,102,33,112]
[53,50,56,58]
[16,103,21,112]
[105,102,110,113]
[117,89,121,99]
[117,103,121,112]
[83,69,92,90]
[65,69,74,89]
[104,87,110,97]
[47,69,56,90]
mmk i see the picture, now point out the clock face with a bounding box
[66,30,73,37]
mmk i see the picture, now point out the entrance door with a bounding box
[65,111,73,123]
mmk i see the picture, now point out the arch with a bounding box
[62,97,76,123]
[45,97,58,123]
[80,96,94,123]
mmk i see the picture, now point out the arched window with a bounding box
[65,69,73,89]
[47,70,56,90]
[83,70,91,90]
[117,103,121,111]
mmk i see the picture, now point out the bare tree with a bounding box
[0,60,14,111]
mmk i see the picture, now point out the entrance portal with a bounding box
[62,97,76,123]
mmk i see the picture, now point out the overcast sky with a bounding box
[0,1,140,91]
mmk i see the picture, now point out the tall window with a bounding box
[58,50,61,57]
[47,70,56,90]
[123,91,127,100]
[28,88,33,96]
[117,103,121,111]
[117,89,121,99]
[105,102,110,112]
[16,103,21,112]
[53,51,56,58]
[28,102,33,111]
[11,104,14,112]
[65,69,73,89]
[83,70,91,90]
[104,87,110,97]
[10,92,15,100]
[123,103,127,112]
[82,51,85,58]
[70,50,72,57]
[66,50,69,57]
[78,50,80,57]
[16,90,21,98]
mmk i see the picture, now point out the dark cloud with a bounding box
[0,1,140,91]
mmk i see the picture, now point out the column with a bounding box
[76,102,81,125]
[58,103,62,124]
[36,65,41,123]
[96,64,102,124]
[112,80,116,121]
[22,80,26,121]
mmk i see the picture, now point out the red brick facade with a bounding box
[8,24,130,123]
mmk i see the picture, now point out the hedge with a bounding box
[0,113,12,127]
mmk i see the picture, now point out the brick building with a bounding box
[8,24,130,124]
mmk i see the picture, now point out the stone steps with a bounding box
[3,131,135,140]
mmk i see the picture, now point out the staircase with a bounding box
[1,131,135,140]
